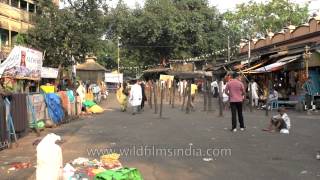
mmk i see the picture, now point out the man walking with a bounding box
[129,80,142,115]
[225,72,246,132]
[139,80,147,111]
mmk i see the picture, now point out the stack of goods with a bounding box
[82,100,104,114]
[63,154,143,180]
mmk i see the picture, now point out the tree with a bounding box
[224,0,309,39]
[107,0,225,67]
[25,0,106,67]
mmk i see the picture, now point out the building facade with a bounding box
[0,0,58,60]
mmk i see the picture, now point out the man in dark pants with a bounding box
[303,77,316,110]
[139,80,147,111]
[225,72,246,132]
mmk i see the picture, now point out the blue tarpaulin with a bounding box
[45,93,64,124]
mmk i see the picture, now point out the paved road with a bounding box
[0,93,319,180]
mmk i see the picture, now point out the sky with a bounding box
[106,0,320,13]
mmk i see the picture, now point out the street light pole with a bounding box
[117,36,121,73]
[227,36,230,62]
[248,39,251,66]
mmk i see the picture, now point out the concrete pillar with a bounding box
[18,0,21,8]
[8,0,11,6]
[27,2,29,12]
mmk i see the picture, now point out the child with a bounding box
[263,107,291,133]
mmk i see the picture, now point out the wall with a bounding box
[77,70,105,83]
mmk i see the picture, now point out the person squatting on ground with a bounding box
[225,72,246,132]
[263,107,291,134]
[129,80,142,115]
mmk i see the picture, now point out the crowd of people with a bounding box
[206,72,293,134]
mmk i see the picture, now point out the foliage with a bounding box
[25,0,106,67]
[224,0,309,39]
[107,0,226,67]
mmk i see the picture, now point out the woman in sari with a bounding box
[116,83,128,112]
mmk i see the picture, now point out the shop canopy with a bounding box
[247,55,302,73]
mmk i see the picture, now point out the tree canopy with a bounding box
[24,0,311,72]
[224,0,309,39]
[26,0,106,67]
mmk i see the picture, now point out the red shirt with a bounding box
[225,79,245,102]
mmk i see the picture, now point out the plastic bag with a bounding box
[94,167,143,180]
[36,133,63,180]
[280,129,289,134]
[88,105,104,113]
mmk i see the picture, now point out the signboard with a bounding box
[41,67,59,79]
[171,63,194,72]
[0,46,43,80]
[105,73,123,83]
[159,74,174,88]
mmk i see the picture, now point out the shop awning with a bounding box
[241,60,268,73]
[247,55,302,73]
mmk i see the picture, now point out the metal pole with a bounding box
[228,36,230,62]
[249,82,253,112]
[153,82,158,114]
[248,39,251,67]
[218,80,223,117]
[266,74,272,116]
[186,81,191,114]
[172,80,176,108]
[160,83,164,118]
[208,79,213,112]
[117,36,120,73]
[203,79,207,111]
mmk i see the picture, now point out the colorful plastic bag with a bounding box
[94,168,143,180]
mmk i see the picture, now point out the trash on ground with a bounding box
[300,170,308,174]
[72,157,90,165]
[10,162,32,169]
[203,158,213,162]
[64,153,142,179]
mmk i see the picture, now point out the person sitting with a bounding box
[262,107,291,134]
[260,89,278,110]
[269,89,279,101]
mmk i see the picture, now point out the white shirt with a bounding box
[211,81,218,92]
[273,113,291,130]
[281,113,291,130]
[129,83,142,106]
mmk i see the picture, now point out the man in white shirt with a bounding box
[263,107,291,133]
[211,79,219,98]
[129,80,142,115]
[248,79,259,107]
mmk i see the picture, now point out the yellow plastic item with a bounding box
[40,85,55,93]
[100,153,120,164]
[85,92,94,101]
[92,168,106,175]
[88,105,104,113]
